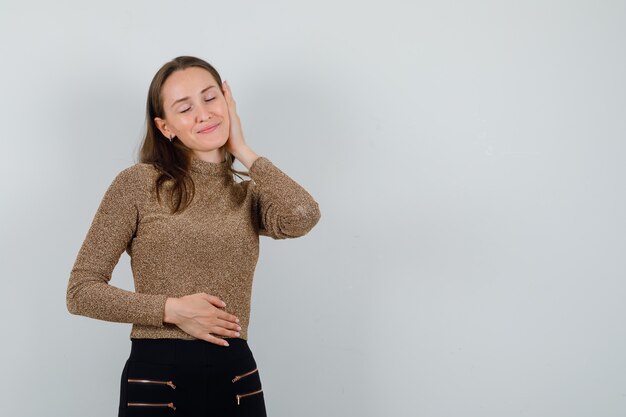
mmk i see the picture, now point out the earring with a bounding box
[168,134,173,142]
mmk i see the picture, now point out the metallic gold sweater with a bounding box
[66,156,321,340]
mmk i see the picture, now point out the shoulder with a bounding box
[106,162,160,197]
[119,162,159,177]
[120,162,164,180]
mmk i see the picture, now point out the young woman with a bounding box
[66,55,321,416]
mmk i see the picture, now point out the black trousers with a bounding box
[118,338,267,416]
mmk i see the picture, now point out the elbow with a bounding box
[301,201,321,233]
[260,201,322,239]
[66,277,87,316]
[66,298,78,316]
[66,287,80,316]
[283,202,322,238]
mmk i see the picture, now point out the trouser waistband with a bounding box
[129,337,248,367]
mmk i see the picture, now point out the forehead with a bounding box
[162,67,217,103]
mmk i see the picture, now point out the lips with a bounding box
[198,123,220,134]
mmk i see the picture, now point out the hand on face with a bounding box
[221,80,248,157]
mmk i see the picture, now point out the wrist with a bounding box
[163,297,179,325]
[232,146,259,170]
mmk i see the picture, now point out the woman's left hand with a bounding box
[222,80,247,157]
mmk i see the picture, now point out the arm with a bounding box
[66,167,168,327]
[248,156,322,239]
[220,81,320,239]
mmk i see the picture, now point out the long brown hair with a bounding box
[137,56,249,214]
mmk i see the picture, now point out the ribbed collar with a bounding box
[190,157,231,177]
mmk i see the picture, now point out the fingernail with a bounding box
[237,326,241,331]
[224,341,229,347]
[235,332,240,337]
[235,318,239,323]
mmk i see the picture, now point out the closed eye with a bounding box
[180,98,215,113]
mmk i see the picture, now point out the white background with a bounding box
[1,1,625,416]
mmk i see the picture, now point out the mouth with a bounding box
[197,123,220,134]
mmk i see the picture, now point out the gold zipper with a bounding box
[236,388,263,405]
[128,402,176,410]
[231,367,258,383]
[128,378,176,389]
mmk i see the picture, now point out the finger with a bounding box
[217,310,240,323]
[223,80,236,108]
[210,323,240,338]
[214,318,241,332]
[222,80,230,100]
[202,293,226,308]
[200,332,230,347]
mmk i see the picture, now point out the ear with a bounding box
[154,116,171,138]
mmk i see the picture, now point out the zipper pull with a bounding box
[232,367,258,383]
[127,379,176,389]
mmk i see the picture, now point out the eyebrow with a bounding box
[170,85,217,108]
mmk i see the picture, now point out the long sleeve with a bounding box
[249,156,321,239]
[66,166,169,327]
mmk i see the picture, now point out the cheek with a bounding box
[222,106,231,125]
[218,97,229,115]
[177,116,196,130]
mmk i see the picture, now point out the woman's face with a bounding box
[154,66,230,162]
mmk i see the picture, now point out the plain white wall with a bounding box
[1,1,625,416]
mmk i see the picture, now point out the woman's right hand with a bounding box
[163,293,241,346]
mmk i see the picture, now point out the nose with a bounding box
[195,103,211,122]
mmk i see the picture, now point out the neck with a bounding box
[189,156,230,177]
[191,147,226,163]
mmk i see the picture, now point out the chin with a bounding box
[194,133,228,146]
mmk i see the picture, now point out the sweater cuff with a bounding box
[249,156,274,178]
[140,293,170,328]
